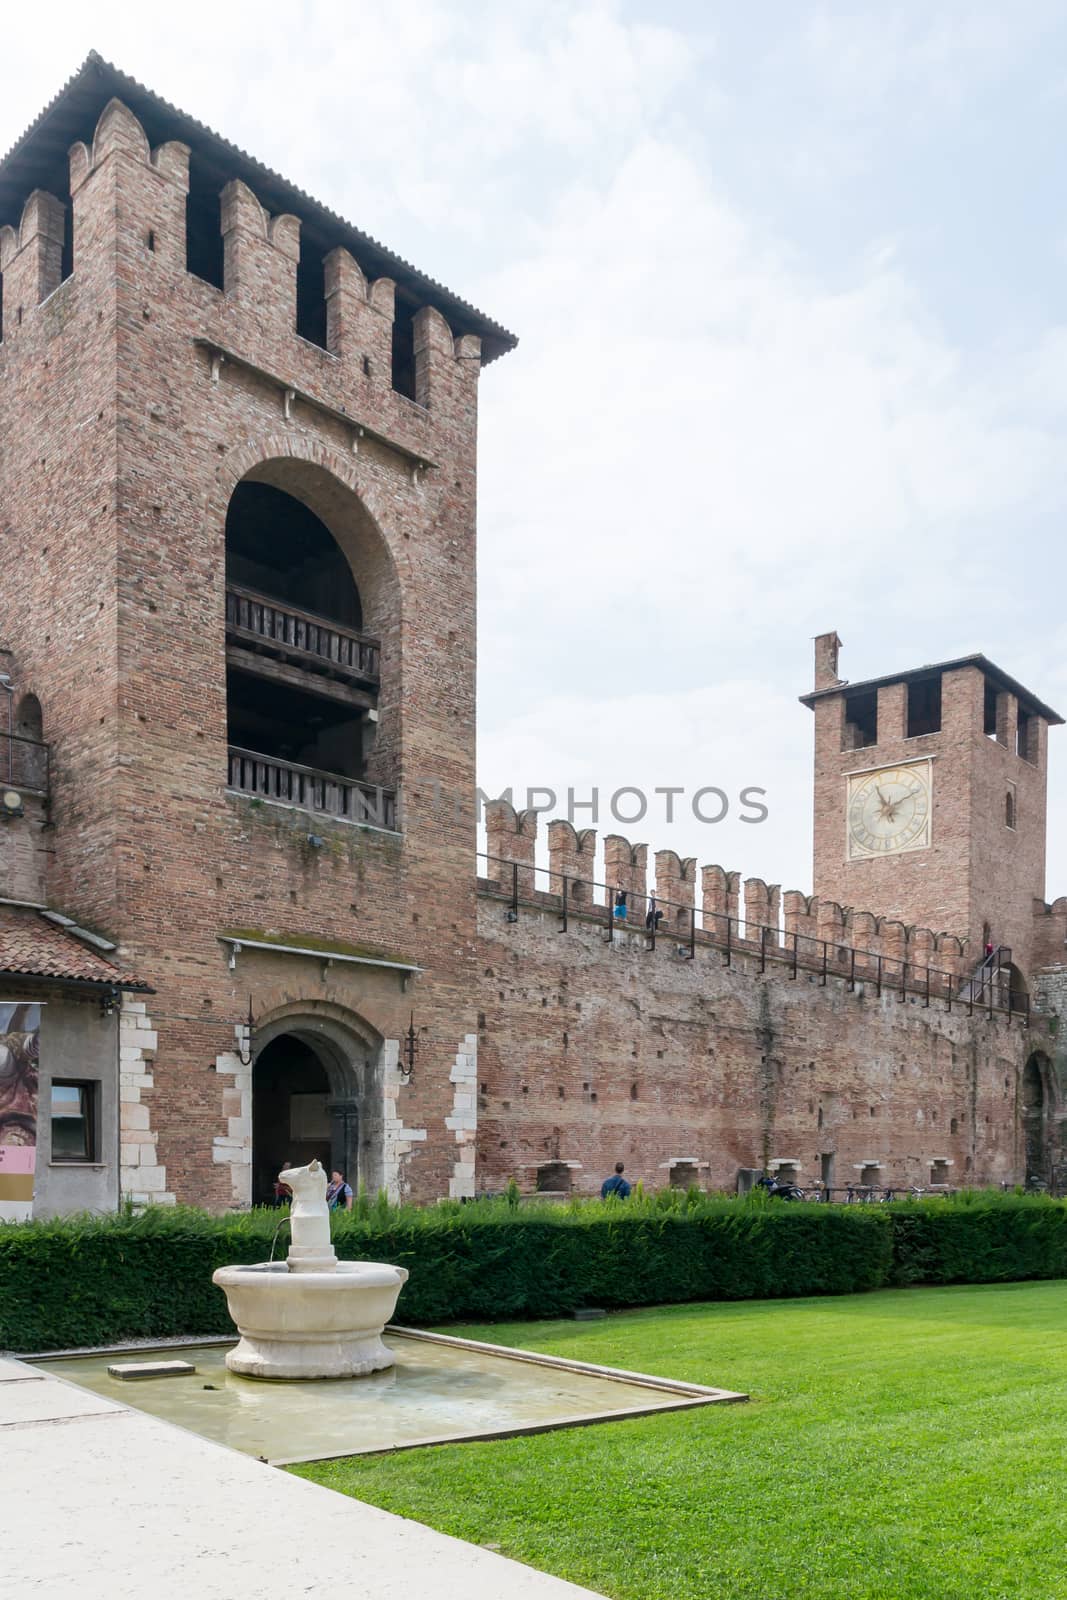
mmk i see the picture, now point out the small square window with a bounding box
[50,1080,97,1163]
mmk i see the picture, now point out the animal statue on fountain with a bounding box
[212,1154,409,1378]
[280,1158,338,1273]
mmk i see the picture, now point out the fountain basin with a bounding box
[212,1261,409,1380]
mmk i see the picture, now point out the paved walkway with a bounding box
[2,1356,605,1599]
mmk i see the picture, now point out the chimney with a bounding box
[813,631,843,691]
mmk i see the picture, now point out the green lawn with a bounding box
[293,1282,1067,1600]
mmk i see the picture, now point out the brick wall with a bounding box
[0,96,488,1206]
[811,645,1051,980]
[476,875,1048,1195]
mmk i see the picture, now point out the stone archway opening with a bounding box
[1022,1053,1049,1188]
[222,454,402,828]
[249,1012,383,1207]
[251,1035,332,1206]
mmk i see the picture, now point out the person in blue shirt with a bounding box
[600,1162,631,1199]
[327,1169,353,1210]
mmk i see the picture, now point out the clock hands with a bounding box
[874,785,898,823]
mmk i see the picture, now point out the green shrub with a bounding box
[889,1191,1067,1286]
[2,1193,1064,1355]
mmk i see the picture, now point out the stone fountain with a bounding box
[212,1159,408,1380]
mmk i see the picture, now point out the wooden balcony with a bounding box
[225,585,380,709]
[227,746,397,831]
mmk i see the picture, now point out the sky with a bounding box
[2,2,1065,902]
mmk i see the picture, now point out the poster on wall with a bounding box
[0,1002,40,1222]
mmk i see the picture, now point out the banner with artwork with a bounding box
[0,1001,40,1221]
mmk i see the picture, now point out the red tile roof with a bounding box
[0,906,148,988]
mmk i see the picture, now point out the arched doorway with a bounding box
[252,1035,332,1205]
[1022,1053,1049,1187]
[250,1011,382,1206]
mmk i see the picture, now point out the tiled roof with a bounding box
[0,906,149,989]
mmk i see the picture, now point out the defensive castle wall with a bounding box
[477,801,1061,1195]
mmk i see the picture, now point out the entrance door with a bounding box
[251,1035,331,1205]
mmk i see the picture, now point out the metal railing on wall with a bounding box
[477,850,1030,1024]
[0,731,49,796]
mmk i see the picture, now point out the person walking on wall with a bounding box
[327,1169,353,1210]
[600,1162,631,1200]
[613,888,628,923]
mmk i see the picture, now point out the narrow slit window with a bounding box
[391,299,417,399]
[1005,785,1017,830]
[984,681,999,738]
[1017,708,1037,764]
[296,231,328,349]
[185,154,225,289]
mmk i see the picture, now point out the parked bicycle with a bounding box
[756,1173,805,1201]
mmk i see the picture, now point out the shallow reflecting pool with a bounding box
[34,1330,743,1464]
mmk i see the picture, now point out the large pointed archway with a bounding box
[1022,1052,1051,1188]
[250,1009,384,1206]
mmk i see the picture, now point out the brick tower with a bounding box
[803,633,1062,983]
[0,55,515,1206]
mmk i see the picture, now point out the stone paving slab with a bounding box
[2,1360,606,1599]
[0,1355,42,1381]
[0,1373,122,1425]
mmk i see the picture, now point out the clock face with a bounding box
[847,763,931,859]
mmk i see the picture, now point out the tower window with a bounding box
[907,675,941,737]
[983,680,1000,741]
[296,230,328,349]
[391,298,417,399]
[1017,708,1037,764]
[843,689,877,750]
[1005,785,1017,830]
[185,153,225,289]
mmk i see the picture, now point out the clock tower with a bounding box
[802,633,1062,983]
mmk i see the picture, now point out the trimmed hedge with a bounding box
[1,1191,1064,1354]
[889,1191,1067,1286]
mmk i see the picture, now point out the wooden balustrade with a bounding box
[225,584,380,687]
[227,746,397,830]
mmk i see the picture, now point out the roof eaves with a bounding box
[799,653,1063,725]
